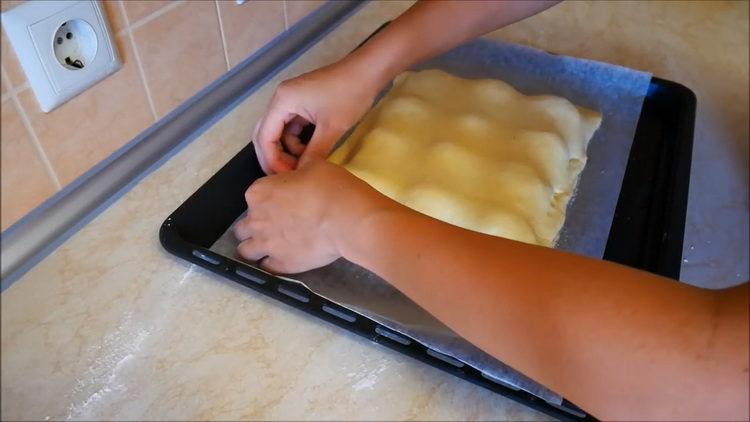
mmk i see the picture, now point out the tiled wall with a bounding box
[0,0,323,230]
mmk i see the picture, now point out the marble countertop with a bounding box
[2,1,747,420]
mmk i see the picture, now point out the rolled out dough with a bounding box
[329,69,602,247]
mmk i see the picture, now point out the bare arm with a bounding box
[236,162,750,420]
[345,1,559,89]
[253,1,557,173]
[343,189,750,420]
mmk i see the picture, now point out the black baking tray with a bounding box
[159,30,695,422]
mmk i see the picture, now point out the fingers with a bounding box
[258,256,287,274]
[285,115,308,136]
[234,202,270,263]
[237,238,267,262]
[233,217,255,242]
[281,132,305,156]
[280,115,310,157]
[236,238,288,274]
[252,138,271,176]
[251,121,270,174]
[298,124,340,167]
[255,106,299,175]
[235,179,272,241]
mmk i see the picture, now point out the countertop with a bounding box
[2,1,747,420]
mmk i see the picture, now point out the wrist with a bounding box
[338,34,407,94]
[326,184,397,266]
[334,55,388,101]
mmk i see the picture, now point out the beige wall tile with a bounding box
[18,35,153,186]
[1,27,26,88]
[101,0,126,34]
[122,0,171,24]
[218,0,285,67]
[132,1,226,117]
[285,0,325,28]
[1,99,57,231]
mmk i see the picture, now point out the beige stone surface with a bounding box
[2,1,748,420]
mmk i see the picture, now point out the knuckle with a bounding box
[247,219,265,234]
[232,221,246,240]
[238,244,259,261]
[263,258,284,274]
[244,186,256,203]
[245,182,267,204]
[254,176,271,189]
[275,81,292,98]
[236,239,251,255]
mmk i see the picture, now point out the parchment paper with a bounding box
[211,38,651,405]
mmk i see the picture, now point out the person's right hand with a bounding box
[252,61,382,174]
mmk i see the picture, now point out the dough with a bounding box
[329,69,602,247]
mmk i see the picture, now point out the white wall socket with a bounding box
[2,0,121,112]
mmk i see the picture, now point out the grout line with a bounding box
[283,0,289,30]
[214,0,231,71]
[1,78,32,103]
[1,83,29,103]
[2,66,63,190]
[0,69,9,103]
[0,64,10,98]
[9,82,30,96]
[0,67,28,102]
[118,0,158,121]
[126,0,184,32]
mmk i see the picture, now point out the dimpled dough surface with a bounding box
[329,69,602,247]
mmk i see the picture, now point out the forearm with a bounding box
[341,1,558,89]
[337,202,749,420]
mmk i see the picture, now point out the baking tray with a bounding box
[159,32,695,422]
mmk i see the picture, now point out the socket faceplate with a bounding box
[2,1,121,112]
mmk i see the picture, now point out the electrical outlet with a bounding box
[1,1,121,112]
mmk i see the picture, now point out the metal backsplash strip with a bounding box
[0,1,364,290]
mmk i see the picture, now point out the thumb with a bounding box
[255,107,298,174]
[298,124,341,167]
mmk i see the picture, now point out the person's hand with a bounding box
[233,161,387,274]
[252,60,383,175]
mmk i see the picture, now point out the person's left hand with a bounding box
[233,160,384,274]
